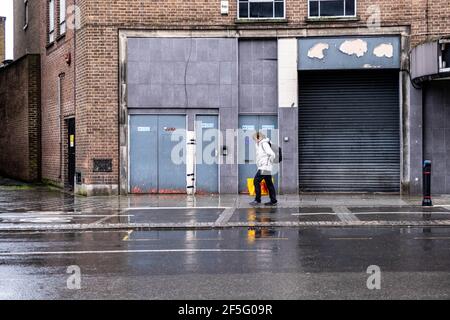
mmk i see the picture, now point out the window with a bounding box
[59,0,66,35]
[238,0,285,19]
[24,0,29,29]
[48,0,55,43]
[308,0,356,18]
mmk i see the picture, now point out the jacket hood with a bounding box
[259,138,270,144]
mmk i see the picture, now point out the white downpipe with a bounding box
[186,131,196,195]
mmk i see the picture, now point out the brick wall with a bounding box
[76,25,119,187]
[78,0,450,44]
[0,54,41,182]
[0,17,5,62]
[39,0,76,186]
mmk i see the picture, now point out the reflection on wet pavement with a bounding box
[232,207,346,223]
[234,206,450,223]
[126,208,225,224]
[349,206,450,213]
[2,227,450,299]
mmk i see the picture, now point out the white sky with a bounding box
[0,0,14,60]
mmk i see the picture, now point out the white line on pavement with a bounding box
[414,237,450,240]
[93,213,127,224]
[123,238,225,242]
[215,207,236,225]
[332,206,360,222]
[0,215,134,218]
[125,207,231,210]
[292,212,450,216]
[0,230,131,235]
[0,211,66,215]
[292,213,336,216]
[329,237,373,241]
[0,249,272,256]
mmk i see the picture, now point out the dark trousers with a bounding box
[254,170,277,203]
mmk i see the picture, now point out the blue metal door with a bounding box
[129,115,158,193]
[158,115,187,194]
[129,115,186,194]
[196,115,219,194]
[238,115,278,193]
[259,116,279,192]
[238,115,258,193]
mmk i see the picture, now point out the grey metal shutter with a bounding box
[298,70,400,192]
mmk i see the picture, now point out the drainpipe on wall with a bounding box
[73,0,77,188]
[186,131,196,195]
[58,74,62,181]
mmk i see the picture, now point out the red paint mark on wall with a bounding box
[131,186,143,194]
[159,189,186,194]
[131,187,185,194]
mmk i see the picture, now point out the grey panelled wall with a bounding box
[127,37,239,193]
[239,40,278,114]
[279,107,299,193]
[409,83,424,195]
[424,81,450,194]
[126,37,296,194]
[127,38,238,110]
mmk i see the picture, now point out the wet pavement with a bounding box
[2,180,450,299]
[2,183,450,230]
[1,227,450,299]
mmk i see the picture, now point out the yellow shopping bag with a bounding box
[247,178,270,196]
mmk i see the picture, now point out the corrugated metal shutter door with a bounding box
[299,70,400,192]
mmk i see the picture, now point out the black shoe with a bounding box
[249,201,261,206]
[264,201,278,206]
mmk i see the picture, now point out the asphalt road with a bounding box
[1,226,450,299]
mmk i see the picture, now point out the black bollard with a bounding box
[422,160,432,207]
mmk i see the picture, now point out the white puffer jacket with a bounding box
[255,138,276,173]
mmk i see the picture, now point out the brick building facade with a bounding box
[9,0,450,195]
[38,0,76,188]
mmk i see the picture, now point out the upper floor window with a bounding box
[24,0,29,29]
[48,0,55,43]
[59,0,66,35]
[238,0,285,19]
[308,0,356,18]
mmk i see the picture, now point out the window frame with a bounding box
[307,0,357,19]
[237,0,286,20]
[59,0,66,36]
[48,0,55,43]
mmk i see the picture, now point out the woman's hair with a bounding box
[253,131,266,140]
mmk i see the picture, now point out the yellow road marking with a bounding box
[122,230,133,241]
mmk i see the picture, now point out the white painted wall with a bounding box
[278,38,298,108]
